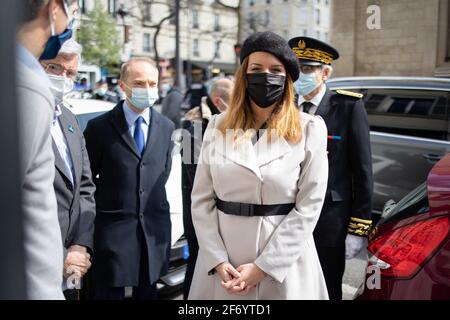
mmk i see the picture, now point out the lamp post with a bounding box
[117,5,130,62]
[174,0,182,89]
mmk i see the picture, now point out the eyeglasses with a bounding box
[41,62,78,80]
[299,65,323,74]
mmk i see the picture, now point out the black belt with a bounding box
[216,198,295,217]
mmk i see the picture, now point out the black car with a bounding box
[327,77,450,218]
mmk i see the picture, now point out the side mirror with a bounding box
[382,199,396,217]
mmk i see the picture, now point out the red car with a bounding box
[356,154,450,300]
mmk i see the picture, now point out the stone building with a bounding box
[329,0,450,77]
[240,0,332,42]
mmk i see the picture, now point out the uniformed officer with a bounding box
[288,36,373,300]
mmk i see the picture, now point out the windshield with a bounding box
[381,183,429,223]
[76,112,106,132]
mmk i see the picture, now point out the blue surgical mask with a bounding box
[294,72,319,96]
[40,1,75,60]
[126,86,159,110]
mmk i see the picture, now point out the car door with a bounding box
[361,89,450,214]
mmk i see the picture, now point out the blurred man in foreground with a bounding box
[16,0,79,299]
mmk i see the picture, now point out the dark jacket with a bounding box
[53,104,96,255]
[161,87,183,129]
[180,96,221,297]
[313,88,373,247]
[84,102,175,286]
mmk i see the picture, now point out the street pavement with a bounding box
[343,246,369,300]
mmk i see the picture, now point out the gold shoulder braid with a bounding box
[348,217,372,237]
[336,89,364,99]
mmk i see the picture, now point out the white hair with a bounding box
[58,39,83,63]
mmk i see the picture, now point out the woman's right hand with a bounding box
[215,261,241,283]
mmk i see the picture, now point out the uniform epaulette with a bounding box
[336,89,364,99]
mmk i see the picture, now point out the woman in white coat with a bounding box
[188,31,329,300]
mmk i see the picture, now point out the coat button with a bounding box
[140,214,144,220]
[140,163,145,169]
[139,189,144,195]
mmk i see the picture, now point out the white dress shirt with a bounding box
[123,100,151,146]
[298,84,327,115]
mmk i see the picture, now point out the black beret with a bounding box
[240,31,300,81]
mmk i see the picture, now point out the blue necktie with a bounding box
[134,116,145,155]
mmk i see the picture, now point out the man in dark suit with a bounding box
[289,37,373,300]
[41,39,96,300]
[84,57,175,300]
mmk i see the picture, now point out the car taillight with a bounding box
[368,216,449,278]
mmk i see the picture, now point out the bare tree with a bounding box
[215,0,242,41]
[215,0,270,42]
[120,0,177,65]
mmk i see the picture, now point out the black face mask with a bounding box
[246,73,286,108]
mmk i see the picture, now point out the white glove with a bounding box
[345,234,365,259]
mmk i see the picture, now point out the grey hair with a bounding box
[210,78,234,104]
[58,39,83,63]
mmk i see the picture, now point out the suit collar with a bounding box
[110,101,141,158]
[142,107,161,159]
[316,87,336,119]
[122,100,151,127]
[52,108,81,186]
[110,101,161,159]
[52,138,73,184]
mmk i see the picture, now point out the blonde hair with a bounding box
[218,57,302,144]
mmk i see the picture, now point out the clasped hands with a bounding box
[215,261,266,295]
[64,245,92,279]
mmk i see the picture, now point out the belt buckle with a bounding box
[240,203,254,217]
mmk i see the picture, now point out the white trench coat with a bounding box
[188,112,329,300]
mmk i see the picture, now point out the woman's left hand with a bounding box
[223,263,267,295]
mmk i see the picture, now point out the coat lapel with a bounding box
[52,138,73,184]
[58,109,81,185]
[316,87,335,120]
[214,131,262,180]
[142,107,159,158]
[255,132,292,168]
[110,102,142,159]
[213,128,294,180]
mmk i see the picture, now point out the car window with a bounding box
[381,183,429,222]
[360,89,449,140]
[76,112,106,132]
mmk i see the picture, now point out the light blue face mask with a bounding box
[126,86,159,110]
[293,72,320,96]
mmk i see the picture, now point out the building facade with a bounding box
[77,0,239,85]
[329,0,450,77]
[239,0,331,42]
